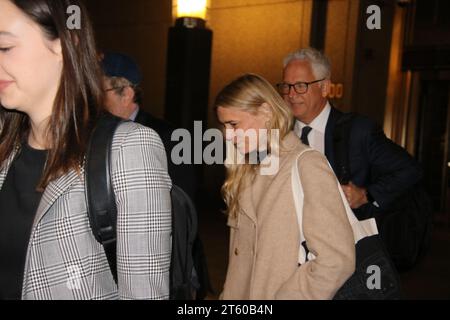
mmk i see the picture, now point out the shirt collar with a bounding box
[129,105,140,121]
[295,101,331,134]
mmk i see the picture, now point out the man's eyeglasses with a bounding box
[276,79,325,95]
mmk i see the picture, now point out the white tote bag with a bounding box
[291,149,379,264]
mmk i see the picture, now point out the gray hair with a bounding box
[283,48,331,79]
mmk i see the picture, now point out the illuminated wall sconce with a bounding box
[164,0,213,200]
[165,0,213,131]
[173,0,210,28]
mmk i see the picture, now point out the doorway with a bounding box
[415,73,450,223]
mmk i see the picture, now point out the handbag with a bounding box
[291,149,402,299]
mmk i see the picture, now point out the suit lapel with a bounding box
[32,167,82,230]
[0,146,20,190]
[325,107,342,171]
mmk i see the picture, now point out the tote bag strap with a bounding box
[291,149,379,265]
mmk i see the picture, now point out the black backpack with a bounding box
[375,185,433,272]
[333,112,433,272]
[84,114,201,299]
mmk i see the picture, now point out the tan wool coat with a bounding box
[221,132,356,300]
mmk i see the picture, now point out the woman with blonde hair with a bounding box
[215,73,355,299]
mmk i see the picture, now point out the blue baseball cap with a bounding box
[101,52,142,85]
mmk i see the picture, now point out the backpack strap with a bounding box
[85,113,124,284]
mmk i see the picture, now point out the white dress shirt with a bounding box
[294,102,331,155]
[129,105,139,121]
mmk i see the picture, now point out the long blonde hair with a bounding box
[215,74,293,218]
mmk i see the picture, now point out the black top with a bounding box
[0,143,47,300]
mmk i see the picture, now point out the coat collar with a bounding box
[227,131,302,229]
[280,131,303,152]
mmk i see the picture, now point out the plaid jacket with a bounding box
[0,122,172,300]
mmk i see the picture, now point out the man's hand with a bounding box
[341,182,369,209]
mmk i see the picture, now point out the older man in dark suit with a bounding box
[278,47,422,220]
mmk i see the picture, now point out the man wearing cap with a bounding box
[101,52,197,200]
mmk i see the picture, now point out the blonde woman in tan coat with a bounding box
[215,74,356,300]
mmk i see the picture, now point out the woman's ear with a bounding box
[321,79,331,98]
[50,38,63,62]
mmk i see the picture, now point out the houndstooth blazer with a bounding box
[0,122,172,300]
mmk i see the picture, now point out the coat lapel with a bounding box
[32,167,83,230]
[240,182,257,225]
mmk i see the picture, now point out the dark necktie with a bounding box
[300,126,312,146]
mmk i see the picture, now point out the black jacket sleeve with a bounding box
[358,117,422,209]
